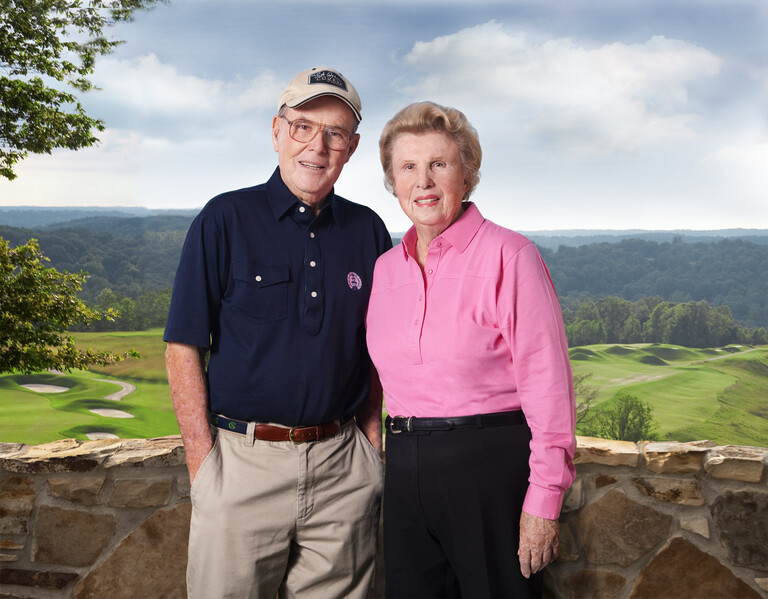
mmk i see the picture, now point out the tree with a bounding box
[573,371,599,431]
[583,393,659,442]
[0,238,137,374]
[0,0,163,180]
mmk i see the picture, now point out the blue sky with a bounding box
[1,0,766,232]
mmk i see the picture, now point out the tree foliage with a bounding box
[0,0,162,180]
[581,393,659,442]
[562,295,768,348]
[573,371,599,428]
[0,238,136,373]
[542,238,768,329]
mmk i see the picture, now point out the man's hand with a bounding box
[354,361,384,453]
[518,510,559,578]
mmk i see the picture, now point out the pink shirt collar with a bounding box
[401,202,483,261]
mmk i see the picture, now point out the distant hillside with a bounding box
[0,206,199,229]
[389,228,768,249]
[2,208,767,328]
[521,229,768,250]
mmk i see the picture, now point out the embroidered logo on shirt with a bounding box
[347,272,363,290]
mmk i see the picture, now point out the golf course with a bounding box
[0,330,766,447]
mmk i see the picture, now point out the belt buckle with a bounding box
[289,426,310,444]
[390,416,413,434]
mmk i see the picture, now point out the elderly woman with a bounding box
[366,102,576,598]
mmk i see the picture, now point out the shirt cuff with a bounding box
[522,484,565,520]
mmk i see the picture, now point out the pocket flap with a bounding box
[233,262,290,288]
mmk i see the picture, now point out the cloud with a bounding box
[396,22,722,153]
[89,54,283,140]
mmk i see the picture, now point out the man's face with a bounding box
[272,96,359,210]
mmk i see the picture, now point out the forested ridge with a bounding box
[540,237,768,328]
[1,214,767,337]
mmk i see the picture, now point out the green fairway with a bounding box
[1,331,766,447]
[571,344,768,446]
[0,329,178,444]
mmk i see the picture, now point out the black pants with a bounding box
[384,422,542,599]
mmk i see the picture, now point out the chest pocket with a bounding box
[228,262,290,322]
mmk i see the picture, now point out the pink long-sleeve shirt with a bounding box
[366,203,576,519]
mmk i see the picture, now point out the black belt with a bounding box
[386,410,524,433]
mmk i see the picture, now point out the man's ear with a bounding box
[343,133,361,164]
[271,115,282,152]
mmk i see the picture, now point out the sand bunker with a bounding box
[89,408,134,419]
[94,379,136,401]
[21,384,70,393]
[85,432,120,440]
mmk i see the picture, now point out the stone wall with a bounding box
[1,436,767,599]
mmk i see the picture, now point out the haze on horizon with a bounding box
[1,0,766,234]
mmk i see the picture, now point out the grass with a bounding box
[572,344,768,446]
[1,331,767,447]
[0,329,178,444]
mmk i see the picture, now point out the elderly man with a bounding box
[165,66,391,599]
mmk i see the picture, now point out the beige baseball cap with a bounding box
[278,66,362,122]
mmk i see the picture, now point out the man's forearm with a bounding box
[166,342,213,482]
[355,361,383,452]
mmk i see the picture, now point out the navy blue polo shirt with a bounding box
[164,167,392,425]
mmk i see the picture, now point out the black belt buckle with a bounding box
[389,416,413,434]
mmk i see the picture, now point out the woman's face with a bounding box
[390,131,468,239]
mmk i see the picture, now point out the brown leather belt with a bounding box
[214,415,341,443]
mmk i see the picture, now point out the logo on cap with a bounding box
[309,70,348,91]
[347,272,362,290]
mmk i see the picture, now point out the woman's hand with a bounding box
[518,510,559,578]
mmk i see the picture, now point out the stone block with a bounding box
[0,476,35,535]
[103,437,187,469]
[574,437,640,467]
[176,474,191,499]
[704,446,765,482]
[557,523,579,561]
[710,490,768,570]
[74,503,191,599]
[594,474,617,488]
[643,442,708,474]
[562,477,583,513]
[755,577,768,593]
[47,475,105,506]
[33,505,115,567]
[0,567,79,590]
[108,477,172,509]
[572,490,673,566]
[562,569,627,598]
[0,552,19,561]
[629,536,761,598]
[680,517,710,539]
[632,476,704,506]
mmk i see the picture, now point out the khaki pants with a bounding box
[187,419,383,599]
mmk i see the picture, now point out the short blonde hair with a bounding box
[379,102,482,201]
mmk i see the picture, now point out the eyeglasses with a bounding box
[279,115,354,151]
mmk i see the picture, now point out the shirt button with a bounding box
[311,291,318,298]
[435,241,441,247]
[255,275,262,282]
[309,232,315,238]
[428,269,433,274]
[413,319,419,326]
[309,261,316,267]
[299,206,306,213]
[418,295,423,301]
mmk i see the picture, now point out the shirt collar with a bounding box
[400,202,484,261]
[265,167,344,226]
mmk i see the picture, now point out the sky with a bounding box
[1,0,766,233]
